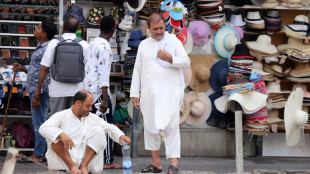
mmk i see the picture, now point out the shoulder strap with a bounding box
[73,37,82,43]
[57,36,66,42]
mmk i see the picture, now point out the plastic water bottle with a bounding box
[122,142,132,174]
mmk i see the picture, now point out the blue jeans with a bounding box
[29,91,49,157]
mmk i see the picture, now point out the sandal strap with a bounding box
[168,165,178,174]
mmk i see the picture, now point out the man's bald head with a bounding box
[63,16,79,33]
[73,90,93,104]
[147,13,165,28]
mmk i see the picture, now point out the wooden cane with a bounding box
[0,70,18,141]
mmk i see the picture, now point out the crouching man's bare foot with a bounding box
[80,167,88,174]
[70,166,81,174]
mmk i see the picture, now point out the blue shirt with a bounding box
[25,41,50,94]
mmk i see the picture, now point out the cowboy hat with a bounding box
[189,54,215,92]
[126,0,147,12]
[284,87,309,146]
[215,26,240,58]
[206,92,234,128]
[209,59,229,94]
[184,91,212,126]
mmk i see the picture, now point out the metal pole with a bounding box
[235,102,244,174]
[131,107,140,158]
[58,0,63,36]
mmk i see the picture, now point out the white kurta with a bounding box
[130,32,190,134]
[39,108,124,173]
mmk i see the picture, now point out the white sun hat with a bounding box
[126,0,147,12]
[246,35,278,55]
[284,87,309,146]
[214,26,240,58]
[215,91,268,114]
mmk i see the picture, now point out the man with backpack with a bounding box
[13,18,57,163]
[83,16,122,169]
[33,16,88,115]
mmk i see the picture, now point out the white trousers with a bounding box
[46,126,106,174]
[144,125,180,159]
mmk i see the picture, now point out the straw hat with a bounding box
[184,91,212,126]
[261,0,279,8]
[266,81,290,94]
[252,61,271,76]
[183,67,192,89]
[189,54,215,92]
[292,84,310,98]
[215,90,268,114]
[126,0,147,12]
[277,37,310,53]
[214,26,240,58]
[267,109,283,124]
[263,64,291,77]
[284,87,308,146]
[246,35,278,55]
[180,94,191,124]
[244,11,264,24]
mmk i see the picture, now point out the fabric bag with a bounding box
[52,37,84,83]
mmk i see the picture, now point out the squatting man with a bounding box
[39,90,131,174]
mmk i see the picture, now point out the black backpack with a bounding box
[52,37,85,83]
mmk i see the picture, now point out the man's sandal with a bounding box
[167,165,178,174]
[141,164,162,173]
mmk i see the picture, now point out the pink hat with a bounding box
[188,21,211,46]
[232,25,244,39]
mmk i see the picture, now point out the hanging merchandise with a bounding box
[284,88,308,146]
[64,4,86,25]
[119,15,133,31]
[110,5,124,26]
[214,26,240,59]
[87,7,105,25]
[126,0,147,12]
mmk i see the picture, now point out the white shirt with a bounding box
[40,33,89,97]
[83,37,112,102]
[130,33,190,134]
[39,108,124,170]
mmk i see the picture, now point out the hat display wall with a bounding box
[284,87,309,146]
[126,0,147,12]
[188,21,211,46]
[215,26,240,58]
[189,54,215,92]
[206,92,234,128]
[209,59,229,94]
[184,91,212,126]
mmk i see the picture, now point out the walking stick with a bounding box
[0,70,18,141]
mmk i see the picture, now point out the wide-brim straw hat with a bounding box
[263,64,291,77]
[252,61,271,76]
[261,0,279,8]
[266,81,291,94]
[215,90,268,114]
[184,31,193,55]
[277,37,310,53]
[284,87,309,146]
[184,91,212,126]
[246,35,278,55]
[189,54,215,92]
[180,94,191,124]
[215,26,240,58]
[184,67,192,89]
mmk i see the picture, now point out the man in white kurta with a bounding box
[39,90,131,174]
[130,13,190,173]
